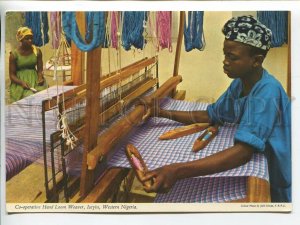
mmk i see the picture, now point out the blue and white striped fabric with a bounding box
[154,177,247,203]
[107,97,269,202]
[5,86,76,180]
[108,98,269,180]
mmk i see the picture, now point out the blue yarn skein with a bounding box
[184,11,205,52]
[62,12,106,52]
[122,12,147,51]
[257,11,288,48]
[25,12,49,46]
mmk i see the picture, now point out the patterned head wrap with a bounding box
[222,15,272,51]
[16,26,33,42]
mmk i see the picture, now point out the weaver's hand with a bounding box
[37,76,45,86]
[141,164,178,193]
[21,81,30,89]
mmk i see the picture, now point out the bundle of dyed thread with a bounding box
[25,12,49,46]
[184,11,205,52]
[156,11,173,52]
[257,11,288,47]
[122,11,147,50]
[62,12,106,51]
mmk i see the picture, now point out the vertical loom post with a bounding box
[41,100,50,200]
[80,47,102,197]
[50,133,58,202]
[71,12,85,85]
[58,102,70,202]
[171,11,185,97]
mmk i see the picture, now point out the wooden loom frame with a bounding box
[45,11,271,203]
[42,55,161,202]
[76,11,186,202]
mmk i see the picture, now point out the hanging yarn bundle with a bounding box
[85,12,93,43]
[257,11,288,48]
[85,12,108,48]
[156,11,172,52]
[111,11,120,49]
[122,11,147,51]
[50,12,61,49]
[184,11,205,52]
[62,12,106,51]
[147,11,159,51]
[25,12,49,46]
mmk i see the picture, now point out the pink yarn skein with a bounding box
[50,12,61,49]
[156,11,172,52]
[111,11,119,49]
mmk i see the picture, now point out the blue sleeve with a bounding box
[207,80,240,124]
[234,83,286,152]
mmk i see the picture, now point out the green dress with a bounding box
[10,49,47,102]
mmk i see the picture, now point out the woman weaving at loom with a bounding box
[9,26,46,102]
[140,15,291,203]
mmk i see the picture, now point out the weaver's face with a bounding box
[222,39,256,79]
[21,35,33,47]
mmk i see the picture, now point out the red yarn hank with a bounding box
[156,11,172,52]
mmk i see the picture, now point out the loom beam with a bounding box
[44,57,157,111]
[45,58,159,146]
[87,75,183,170]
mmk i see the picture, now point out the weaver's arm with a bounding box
[142,141,254,193]
[157,108,211,125]
[141,95,211,125]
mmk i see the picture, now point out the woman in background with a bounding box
[9,26,47,102]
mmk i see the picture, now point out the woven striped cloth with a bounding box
[5,86,76,180]
[6,150,31,181]
[108,98,269,180]
[154,177,247,203]
[107,97,269,202]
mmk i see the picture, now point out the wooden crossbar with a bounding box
[86,75,182,170]
[51,77,158,144]
[43,57,158,111]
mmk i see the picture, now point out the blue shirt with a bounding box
[207,69,291,202]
